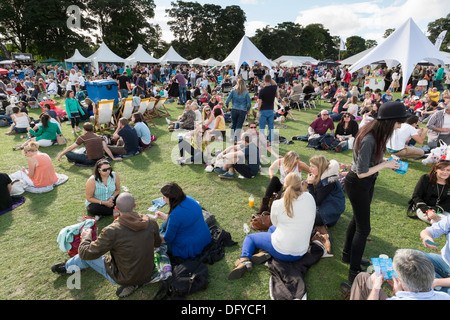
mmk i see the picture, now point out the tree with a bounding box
[427,13,450,52]
[383,28,395,38]
[341,35,366,59]
[365,39,378,49]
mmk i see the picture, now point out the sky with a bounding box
[152,0,450,45]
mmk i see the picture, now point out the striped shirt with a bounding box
[85,172,116,207]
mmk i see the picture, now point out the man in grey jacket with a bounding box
[426,104,450,149]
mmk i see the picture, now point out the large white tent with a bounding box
[189,57,205,65]
[65,49,91,64]
[340,48,375,66]
[158,46,188,65]
[125,44,159,66]
[88,42,126,73]
[349,18,450,94]
[221,36,274,75]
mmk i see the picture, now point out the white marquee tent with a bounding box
[201,58,222,67]
[274,55,319,67]
[88,42,126,73]
[221,36,274,75]
[158,46,188,65]
[125,44,159,66]
[189,57,205,65]
[349,18,450,94]
[65,49,92,64]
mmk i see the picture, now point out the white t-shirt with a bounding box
[270,193,316,256]
[442,114,450,135]
[386,123,419,150]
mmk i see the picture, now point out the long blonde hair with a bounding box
[282,151,300,174]
[283,172,303,218]
[309,155,329,187]
[235,79,247,95]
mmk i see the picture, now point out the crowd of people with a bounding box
[1,60,450,301]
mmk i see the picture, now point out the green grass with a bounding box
[0,90,441,300]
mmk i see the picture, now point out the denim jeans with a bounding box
[119,88,128,98]
[259,109,274,142]
[178,85,187,105]
[65,254,118,285]
[241,225,303,262]
[65,151,98,166]
[421,252,450,294]
[231,109,247,142]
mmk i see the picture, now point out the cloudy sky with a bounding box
[152,0,450,44]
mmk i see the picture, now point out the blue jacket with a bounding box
[225,89,252,112]
[164,196,211,259]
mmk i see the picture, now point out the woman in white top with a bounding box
[228,173,316,280]
[257,151,310,213]
[6,106,30,135]
[344,95,360,119]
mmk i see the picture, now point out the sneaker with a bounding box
[214,167,226,174]
[116,285,140,298]
[165,118,171,125]
[291,136,299,141]
[72,129,75,134]
[219,171,234,179]
[51,262,67,275]
[251,251,271,265]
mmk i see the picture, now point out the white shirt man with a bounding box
[387,120,427,160]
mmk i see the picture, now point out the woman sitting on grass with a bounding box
[9,141,58,189]
[177,124,211,165]
[228,173,317,280]
[85,159,121,221]
[411,160,450,224]
[5,106,30,135]
[155,182,211,261]
[13,113,61,150]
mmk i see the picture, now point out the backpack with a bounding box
[154,260,209,300]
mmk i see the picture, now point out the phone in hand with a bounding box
[426,239,439,247]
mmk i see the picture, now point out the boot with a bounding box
[228,257,252,280]
[314,224,328,235]
[250,250,271,265]
[256,197,270,214]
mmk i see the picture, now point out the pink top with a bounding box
[31,153,58,187]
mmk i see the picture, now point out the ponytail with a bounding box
[282,173,303,218]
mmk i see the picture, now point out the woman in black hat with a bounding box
[341,101,409,287]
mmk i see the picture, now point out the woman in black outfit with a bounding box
[341,101,409,286]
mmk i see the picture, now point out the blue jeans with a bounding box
[178,85,187,105]
[120,88,128,98]
[231,109,247,142]
[241,225,303,262]
[65,254,118,285]
[65,151,99,166]
[421,252,450,295]
[259,109,274,142]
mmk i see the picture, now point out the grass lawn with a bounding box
[0,90,442,301]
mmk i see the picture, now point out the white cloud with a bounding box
[245,20,271,36]
[152,1,174,43]
[294,0,450,43]
[240,0,258,4]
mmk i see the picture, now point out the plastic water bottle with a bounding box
[243,223,250,235]
[160,253,172,280]
[248,194,254,208]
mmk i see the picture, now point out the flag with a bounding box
[434,30,447,49]
[340,38,347,51]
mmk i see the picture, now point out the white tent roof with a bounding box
[65,49,91,63]
[88,42,126,72]
[189,57,205,65]
[201,58,222,67]
[125,44,159,66]
[340,48,375,66]
[158,46,188,65]
[221,36,274,75]
[274,55,319,66]
[349,18,450,94]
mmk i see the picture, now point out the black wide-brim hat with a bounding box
[376,101,409,120]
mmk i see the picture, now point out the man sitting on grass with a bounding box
[51,192,161,298]
[214,133,260,179]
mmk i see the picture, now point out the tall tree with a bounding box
[427,13,450,52]
[341,35,366,59]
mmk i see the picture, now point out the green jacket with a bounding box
[29,121,61,141]
[65,98,85,118]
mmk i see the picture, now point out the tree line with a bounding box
[0,1,448,63]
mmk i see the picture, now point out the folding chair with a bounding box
[144,97,160,120]
[93,99,116,132]
[116,97,134,120]
[154,97,170,117]
[304,94,315,110]
[290,93,305,111]
[138,98,156,126]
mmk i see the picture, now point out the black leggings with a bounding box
[69,113,80,128]
[86,200,116,217]
[342,171,377,272]
[264,176,283,198]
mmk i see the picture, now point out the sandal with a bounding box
[13,145,24,151]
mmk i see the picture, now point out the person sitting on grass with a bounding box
[56,122,122,166]
[5,106,30,135]
[109,117,140,157]
[13,113,61,150]
[131,112,152,151]
[85,159,121,221]
[166,102,196,131]
[214,133,260,179]
[228,173,316,280]
[177,124,211,165]
[51,192,162,299]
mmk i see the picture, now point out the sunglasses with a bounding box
[100,167,112,172]
[249,126,257,128]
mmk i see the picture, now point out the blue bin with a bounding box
[85,80,119,104]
